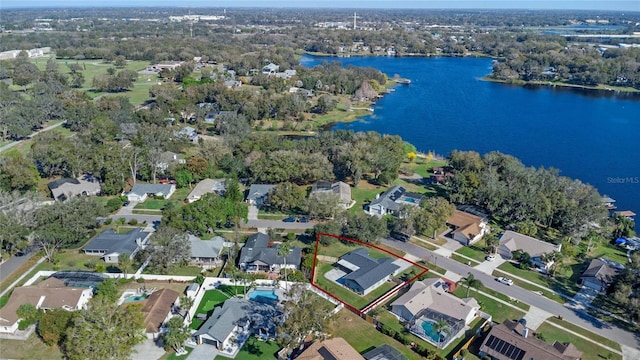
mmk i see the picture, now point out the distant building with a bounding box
[310,181,352,209]
[261,63,279,75]
[366,185,425,217]
[186,178,226,203]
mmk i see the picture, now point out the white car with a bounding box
[496,277,513,286]
[485,254,496,262]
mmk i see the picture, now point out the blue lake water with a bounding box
[301,55,640,228]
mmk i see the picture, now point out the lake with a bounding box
[301,55,640,228]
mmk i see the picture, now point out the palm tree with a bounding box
[433,319,450,348]
[119,254,133,278]
[484,233,499,254]
[277,242,291,290]
[163,317,191,352]
[179,295,194,321]
[457,272,482,297]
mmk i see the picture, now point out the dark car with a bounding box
[390,231,410,242]
[283,217,296,222]
[123,201,130,207]
[299,216,309,223]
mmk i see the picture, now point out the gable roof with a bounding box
[499,231,560,258]
[194,298,279,343]
[311,181,352,204]
[447,210,483,240]
[0,282,89,327]
[391,278,479,321]
[239,233,302,268]
[297,337,365,360]
[480,320,582,360]
[580,258,622,285]
[339,248,399,291]
[129,183,175,198]
[246,184,276,202]
[83,228,149,256]
[141,289,180,333]
[189,235,225,259]
[186,178,226,201]
[48,175,101,201]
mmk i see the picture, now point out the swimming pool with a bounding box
[421,320,440,343]
[123,294,148,303]
[248,290,278,303]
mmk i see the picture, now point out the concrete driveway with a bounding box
[131,338,166,360]
[473,256,507,275]
[187,344,219,360]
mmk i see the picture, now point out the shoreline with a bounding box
[482,77,640,94]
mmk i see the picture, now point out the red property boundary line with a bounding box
[311,232,429,316]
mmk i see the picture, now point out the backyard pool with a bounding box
[248,289,279,303]
[123,294,148,303]
[421,320,441,343]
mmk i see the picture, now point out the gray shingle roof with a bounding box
[194,298,279,343]
[83,228,149,256]
[189,235,225,259]
[129,184,174,198]
[238,233,302,268]
[369,185,425,213]
[340,248,399,291]
[246,184,275,202]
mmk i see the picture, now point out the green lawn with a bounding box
[350,182,388,214]
[190,289,230,330]
[214,337,280,360]
[545,316,621,351]
[160,347,194,360]
[455,241,489,262]
[536,322,622,360]
[590,243,629,266]
[0,335,64,360]
[329,309,424,360]
[451,287,526,324]
[451,253,480,266]
[315,262,396,310]
[494,261,579,301]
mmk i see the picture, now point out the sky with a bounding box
[1,1,639,11]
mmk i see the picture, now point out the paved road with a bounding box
[243,219,316,230]
[0,121,66,154]
[0,253,35,282]
[381,238,640,350]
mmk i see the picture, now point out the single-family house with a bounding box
[0,278,92,334]
[186,283,200,299]
[580,258,623,292]
[391,278,479,325]
[126,183,176,202]
[186,178,226,203]
[615,210,636,221]
[175,126,198,142]
[498,231,561,270]
[366,185,425,217]
[238,232,302,273]
[479,320,582,360]
[601,195,616,210]
[310,181,352,209]
[204,110,235,124]
[446,210,488,246]
[297,337,364,360]
[336,248,400,295]
[141,289,180,337]
[429,167,453,185]
[246,184,276,207]
[223,80,242,88]
[48,175,101,201]
[193,298,280,350]
[157,151,185,172]
[262,63,279,75]
[83,228,151,263]
[190,235,225,268]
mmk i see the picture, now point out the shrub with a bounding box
[106,198,124,213]
[103,218,113,225]
[136,278,145,283]
[128,218,138,225]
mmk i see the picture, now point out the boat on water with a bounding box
[395,78,411,84]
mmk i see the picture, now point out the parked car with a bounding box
[123,201,130,207]
[283,217,296,222]
[390,231,410,242]
[485,254,496,262]
[299,216,309,223]
[496,277,513,286]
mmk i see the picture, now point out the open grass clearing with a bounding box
[451,287,526,324]
[190,289,230,330]
[0,334,64,360]
[536,322,621,360]
[590,243,629,266]
[328,308,423,360]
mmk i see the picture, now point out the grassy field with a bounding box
[451,287,526,324]
[190,289,231,330]
[328,308,424,360]
[590,243,629,266]
[0,335,64,360]
[536,322,622,360]
[214,337,280,360]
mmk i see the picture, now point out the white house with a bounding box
[366,185,425,217]
[126,183,176,202]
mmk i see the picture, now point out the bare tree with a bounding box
[34,234,63,263]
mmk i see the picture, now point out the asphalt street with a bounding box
[0,252,34,282]
[380,238,640,350]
